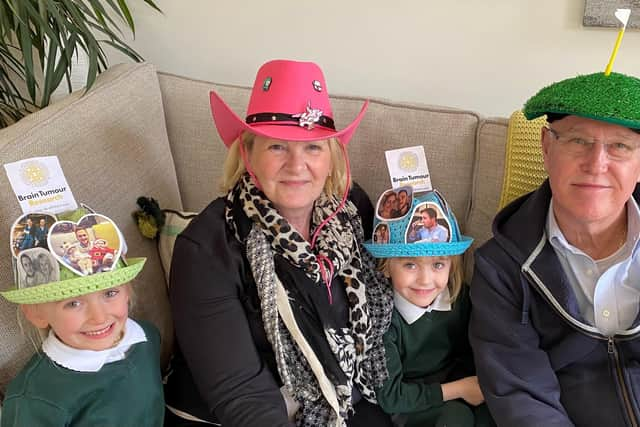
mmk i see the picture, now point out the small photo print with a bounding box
[17,248,60,289]
[375,186,413,221]
[373,222,390,244]
[405,202,451,244]
[48,214,122,276]
[10,213,57,257]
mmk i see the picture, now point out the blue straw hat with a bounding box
[364,189,473,258]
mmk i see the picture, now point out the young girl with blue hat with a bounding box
[365,189,494,427]
[0,207,164,427]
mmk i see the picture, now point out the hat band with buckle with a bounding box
[246,112,336,130]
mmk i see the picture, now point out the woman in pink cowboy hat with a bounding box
[164,60,394,427]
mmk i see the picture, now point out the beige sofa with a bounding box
[0,62,511,397]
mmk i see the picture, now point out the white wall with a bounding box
[108,0,640,118]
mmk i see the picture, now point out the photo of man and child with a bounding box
[48,214,121,276]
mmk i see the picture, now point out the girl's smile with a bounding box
[387,257,452,308]
[22,284,130,351]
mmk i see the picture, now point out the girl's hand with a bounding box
[441,376,485,406]
[458,376,484,406]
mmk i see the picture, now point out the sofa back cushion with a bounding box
[464,118,509,277]
[0,63,180,395]
[158,73,479,234]
[157,74,244,212]
[340,100,479,232]
[466,118,509,246]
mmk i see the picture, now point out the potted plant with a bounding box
[0,0,160,128]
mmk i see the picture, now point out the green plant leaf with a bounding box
[0,0,161,127]
[83,39,99,92]
[141,0,161,14]
[96,0,128,30]
[116,0,135,34]
[100,39,141,61]
[15,2,36,102]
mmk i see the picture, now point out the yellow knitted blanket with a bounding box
[499,110,548,210]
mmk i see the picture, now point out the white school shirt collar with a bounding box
[394,288,452,325]
[42,318,147,372]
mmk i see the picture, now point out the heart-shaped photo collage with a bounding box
[10,213,123,289]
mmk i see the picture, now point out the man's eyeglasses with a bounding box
[546,126,640,161]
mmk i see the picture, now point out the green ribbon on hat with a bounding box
[523,72,640,129]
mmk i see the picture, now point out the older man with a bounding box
[469,72,640,427]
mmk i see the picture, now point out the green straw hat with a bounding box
[1,258,146,304]
[2,206,146,304]
[523,72,640,129]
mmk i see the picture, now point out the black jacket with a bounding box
[166,184,374,426]
[469,180,640,427]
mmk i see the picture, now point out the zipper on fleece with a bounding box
[523,264,640,427]
[608,337,639,427]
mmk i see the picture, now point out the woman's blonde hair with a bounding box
[378,254,465,304]
[220,132,350,197]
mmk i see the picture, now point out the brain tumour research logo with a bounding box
[398,152,419,172]
[20,160,50,187]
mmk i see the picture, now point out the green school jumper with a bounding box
[1,320,164,427]
[376,287,494,427]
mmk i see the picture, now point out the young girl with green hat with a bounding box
[1,208,164,427]
[365,189,494,427]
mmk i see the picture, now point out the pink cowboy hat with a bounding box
[210,59,369,147]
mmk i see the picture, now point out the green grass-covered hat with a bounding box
[523,72,640,129]
[2,206,146,304]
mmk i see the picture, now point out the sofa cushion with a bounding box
[158,210,197,284]
[157,73,240,213]
[158,72,479,234]
[464,118,508,279]
[339,100,479,232]
[0,62,180,394]
[466,118,509,248]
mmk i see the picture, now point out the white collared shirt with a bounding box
[42,318,147,372]
[547,199,640,336]
[394,288,452,325]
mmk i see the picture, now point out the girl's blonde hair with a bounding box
[219,132,350,197]
[378,254,465,304]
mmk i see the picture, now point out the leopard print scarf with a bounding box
[225,174,393,426]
